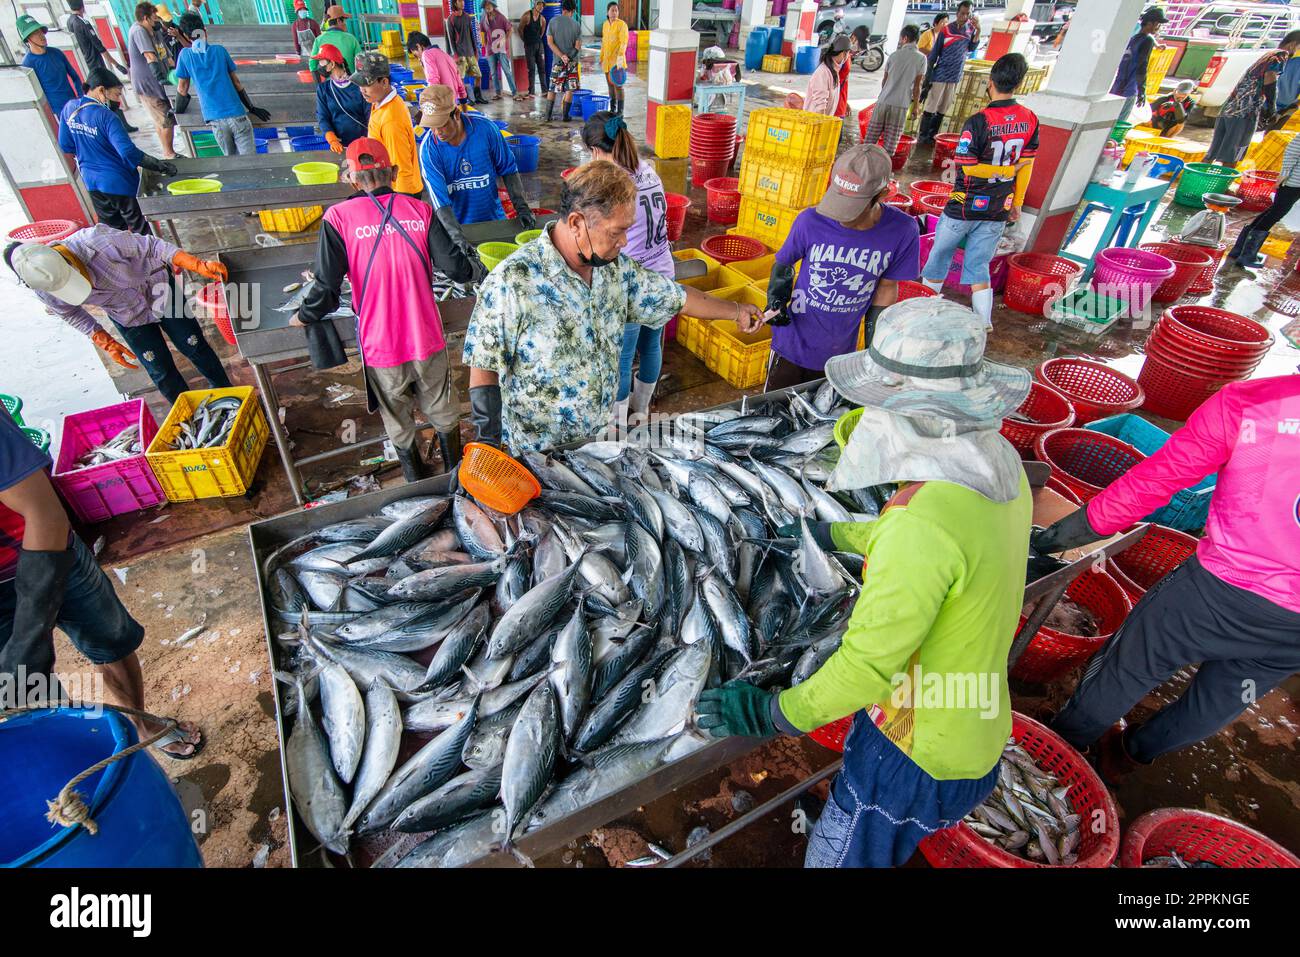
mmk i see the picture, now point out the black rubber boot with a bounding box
[395,443,430,483]
[1231,227,1269,270]
[435,428,463,473]
[545,98,555,121]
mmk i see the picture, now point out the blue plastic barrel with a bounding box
[542,1,561,76]
[284,125,315,139]
[510,134,540,173]
[745,27,770,70]
[582,94,610,119]
[767,27,784,55]
[795,44,819,74]
[290,134,329,152]
[2,708,202,867]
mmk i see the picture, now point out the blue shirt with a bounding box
[23,48,83,117]
[58,96,144,196]
[315,78,368,145]
[1110,33,1154,99]
[418,113,519,225]
[1278,56,1300,109]
[928,20,976,84]
[175,43,244,121]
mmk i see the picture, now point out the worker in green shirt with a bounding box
[309,4,361,73]
[696,297,1034,868]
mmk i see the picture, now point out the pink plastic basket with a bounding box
[1091,247,1176,312]
[52,400,165,523]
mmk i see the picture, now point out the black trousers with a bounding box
[112,280,231,404]
[89,190,151,235]
[1245,183,1300,235]
[764,353,824,392]
[524,42,546,94]
[1051,556,1300,764]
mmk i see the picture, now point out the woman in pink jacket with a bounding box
[803,36,850,115]
[1033,373,1300,779]
[406,32,468,104]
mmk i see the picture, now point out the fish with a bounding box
[549,599,592,745]
[462,700,525,769]
[780,422,836,456]
[616,473,664,541]
[624,521,665,619]
[317,661,365,784]
[381,495,448,521]
[574,651,671,753]
[392,810,503,868]
[509,619,564,682]
[590,621,657,700]
[702,574,755,665]
[294,568,349,611]
[342,680,402,830]
[538,489,623,522]
[963,742,1082,865]
[522,450,598,496]
[277,671,348,855]
[693,508,736,586]
[610,638,713,746]
[391,763,504,834]
[334,593,480,654]
[350,500,450,563]
[795,517,847,597]
[647,487,706,553]
[386,555,507,603]
[527,737,681,831]
[499,682,560,860]
[453,494,506,559]
[576,551,630,608]
[306,633,427,698]
[563,450,621,497]
[687,471,732,525]
[354,698,478,835]
[487,558,584,659]
[74,423,143,467]
[750,457,814,517]
[415,600,490,691]
[801,474,852,523]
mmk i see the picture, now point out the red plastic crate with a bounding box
[1034,427,1147,502]
[1011,566,1132,684]
[919,713,1121,868]
[1120,808,1300,868]
[1000,381,1076,458]
[1035,357,1144,424]
[52,399,165,523]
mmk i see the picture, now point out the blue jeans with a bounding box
[804,715,998,868]
[0,535,144,669]
[487,52,517,95]
[921,215,1006,286]
[618,324,663,400]
[112,279,232,405]
[210,114,256,156]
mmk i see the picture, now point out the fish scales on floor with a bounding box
[263,384,882,867]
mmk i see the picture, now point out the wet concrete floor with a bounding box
[13,41,1298,867]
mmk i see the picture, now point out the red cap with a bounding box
[294,0,306,7]
[316,42,345,65]
[345,137,391,171]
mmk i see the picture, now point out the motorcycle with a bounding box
[851,37,885,73]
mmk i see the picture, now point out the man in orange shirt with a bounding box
[352,51,424,198]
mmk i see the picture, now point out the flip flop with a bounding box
[152,724,206,761]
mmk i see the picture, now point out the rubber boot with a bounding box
[435,428,462,473]
[1230,227,1269,270]
[562,97,573,121]
[1094,721,1146,787]
[917,112,938,144]
[473,80,489,105]
[629,376,656,421]
[395,442,430,483]
[610,397,629,438]
[545,97,555,121]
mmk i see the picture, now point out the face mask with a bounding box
[298,10,310,17]
[332,75,350,87]
[577,217,617,268]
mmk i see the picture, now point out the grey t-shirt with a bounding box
[877,44,928,109]
[128,23,166,99]
[548,14,581,60]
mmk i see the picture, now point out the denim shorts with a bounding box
[921,214,1006,286]
[0,535,144,666]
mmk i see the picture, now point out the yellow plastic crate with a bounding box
[718,253,775,288]
[1262,236,1292,259]
[1121,130,1166,167]
[762,54,791,74]
[673,247,723,288]
[1247,130,1296,173]
[679,284,748,358]
[146,386,269,502]
[738,149,833,208]
[1145,46,1176,100]
[655,103,692,159]
[637,31,649,55]
[703,287,771,388]
[1285,110,1300,133]
[747,108,839,165]
[258,205,323,233]
[735,194,806,251]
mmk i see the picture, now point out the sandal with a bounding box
[152,722,206,761]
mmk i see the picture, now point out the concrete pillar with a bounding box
[739,0,767,47]
[581,0,595,37]
[874,0,908,55]
[645,0,698,149]
[781,0,816,57]
[1004,0,1035,17]
[0,69,95,228]
[1018,0,1147,255]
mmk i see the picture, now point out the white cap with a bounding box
[11,243,91,305]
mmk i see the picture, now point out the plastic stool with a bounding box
[692,83,748,125]
[1065,202,1146,248]
[1148,153,1185,182]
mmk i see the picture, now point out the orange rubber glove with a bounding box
[91,329,139,370]
[325,131,344,153]
[172,251,227,282]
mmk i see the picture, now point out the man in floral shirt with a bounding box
[463,161,761,452]
[1204,31,1300,166]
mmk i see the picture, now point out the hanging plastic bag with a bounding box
[1128,100,1153,127]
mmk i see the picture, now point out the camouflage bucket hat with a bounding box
[350,50,391,86]
[824,296,1031,426]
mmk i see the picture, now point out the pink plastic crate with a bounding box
[52,399,165,523]
[626,31,637,62]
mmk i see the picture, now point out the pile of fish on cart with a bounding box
[261,384,887,868]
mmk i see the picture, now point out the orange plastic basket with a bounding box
[458,442,540,514]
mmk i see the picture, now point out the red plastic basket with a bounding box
[890,134,916,172]
[1137,352,1236,421]
[197,282,236,345]
[1000,381,1076,457]
[896,279,938,301]
[1236,170,1279,213]
[6,219,80,244]
[1045,474,1083,505]
[689,113,737,160]
[665,193,690,242]
[1004,253,1084,315]
[1139,242,1214,304]
[1034,426,1146,502]
[932,132,961,168]
[1011,566,1132,684]
[1120,808,1300,868]
[919,713,1121,868]
[909,179,952,200]
[1107,524,1199,604]
[1146,329,1264,378]
[701,233,767,264]
[1160,305,1273,354]
[912,192,950,217]
[51,399,165,523]
[1166,240,1227,295]
[704,177,741,225]
[808,715,853,752]
[1035,357,1144,424]
[691,157,732,187]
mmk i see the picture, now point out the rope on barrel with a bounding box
[0,702,179,835]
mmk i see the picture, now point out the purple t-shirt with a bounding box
[772,206,920,369]
[625,161,675,279]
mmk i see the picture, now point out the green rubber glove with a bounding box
[695,680,777,738]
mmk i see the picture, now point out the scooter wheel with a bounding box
[862,47,884,72]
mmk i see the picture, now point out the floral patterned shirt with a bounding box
[1220,50,1289,118]
[462,224,686,452]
